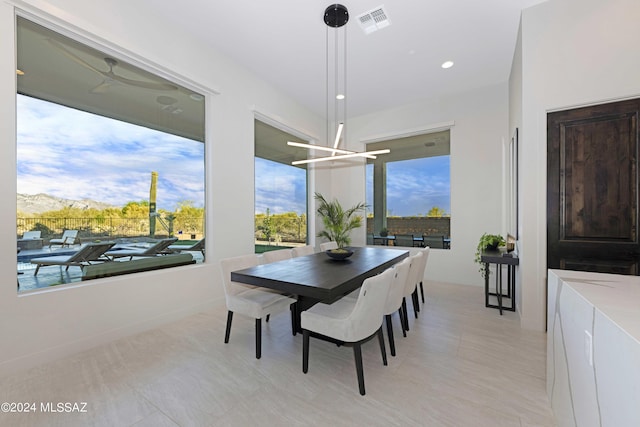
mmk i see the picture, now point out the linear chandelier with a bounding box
[289,4,389,165]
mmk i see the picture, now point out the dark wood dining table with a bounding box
[231,246,409,332]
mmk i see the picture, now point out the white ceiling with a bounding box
[152,0,548,119]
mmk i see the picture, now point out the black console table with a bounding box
[481,250,519,315]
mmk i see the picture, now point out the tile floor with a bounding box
[0,282,555,427]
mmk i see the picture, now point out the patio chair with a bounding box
[31,242,115,276]
[394,234,414,247]
[165,238,205,255]
[21,231,41,240]
[105,237,178,260]
[48,230,79,248]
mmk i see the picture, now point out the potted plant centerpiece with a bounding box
[315,192,366,260]
[474,233,506,278]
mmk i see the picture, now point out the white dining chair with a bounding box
[415,247,430,304]
[220,254,297,359]
[383,257,411,356]
[261,248,293,263]
[401,251,424,332]
[301,267,394,396]
[291,245,315,257]
[319,241,338,251]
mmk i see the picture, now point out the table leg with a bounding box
[496,264,503,315]
[484,263,490,307]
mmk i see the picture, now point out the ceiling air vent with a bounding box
[357,5,391,35]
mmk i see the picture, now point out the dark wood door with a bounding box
[547,98,640,275]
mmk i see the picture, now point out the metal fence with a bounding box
[17,217,204,241]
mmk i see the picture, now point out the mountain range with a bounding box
[17,193,117,214]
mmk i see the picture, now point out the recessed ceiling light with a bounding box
[189,93,204,101]
[336,94,345,100]
[441,61,454,69]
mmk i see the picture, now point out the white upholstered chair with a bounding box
[220,254,297,359]
[414,247,430,304]
[301,267,394,395]
[319,241,338,251]
[291,245,315,257]
[261,248,293,263]
[401,251,424,332]
[383,257,411,356]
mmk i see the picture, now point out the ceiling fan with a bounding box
[47,38,178,93]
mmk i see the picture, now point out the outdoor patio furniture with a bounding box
[18,231,43,250]
[165,238,205,255]
[49,230,79,248]
[105,237,178,260]
[31,242,115,276]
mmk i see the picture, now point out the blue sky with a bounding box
[255,158,307,215]
[377,156,451,216]
[17,95,205,211]
[255,155,450,217]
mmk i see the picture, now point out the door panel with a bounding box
[548,99,640,274]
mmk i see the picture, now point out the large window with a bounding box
[254,120,308,252]
[366,130,451,249]
[16,17,206,291]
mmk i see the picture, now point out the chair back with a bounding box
[384,257,411,315]
[220,254,260,299]
[394,234,414,247]
[62,229,79,244]
[415,247,430,285]
[22,231,41,239]
[261,248,293,263]
[320,241,338,251]
[366,233,374,245]
[423,235,444,249]
[292,245,314,257]
[343,268,394,342]
[403,251,424,298]
[67,242,115,263]
[143,237,178,255]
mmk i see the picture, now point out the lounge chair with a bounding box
[22,231,41,240]
[105,237,178,260]
[165,238,205,255]
[49,230,79,248]
[31,242,115,276]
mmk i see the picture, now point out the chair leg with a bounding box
[255,318,262,359]
[385,314,396,357]
[302,330,310,373]
[398,308,407,337]
[224,311,233,343]
[402,298,410,332]
[420,281,425,303]
[353,343,366,395]
[377,327,388,366]
[290,303,297,336]
[412,290,420,318]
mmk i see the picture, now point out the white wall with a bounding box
[0,0,324,376]
[516,0,640,330]
[330,83,510,287]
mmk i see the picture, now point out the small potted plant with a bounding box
[315,192,366,259]
[474,233,505,278]
[379,228,389,237]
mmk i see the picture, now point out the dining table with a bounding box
[231,246,409,332]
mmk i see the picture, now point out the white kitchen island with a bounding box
[547,269,640,427]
